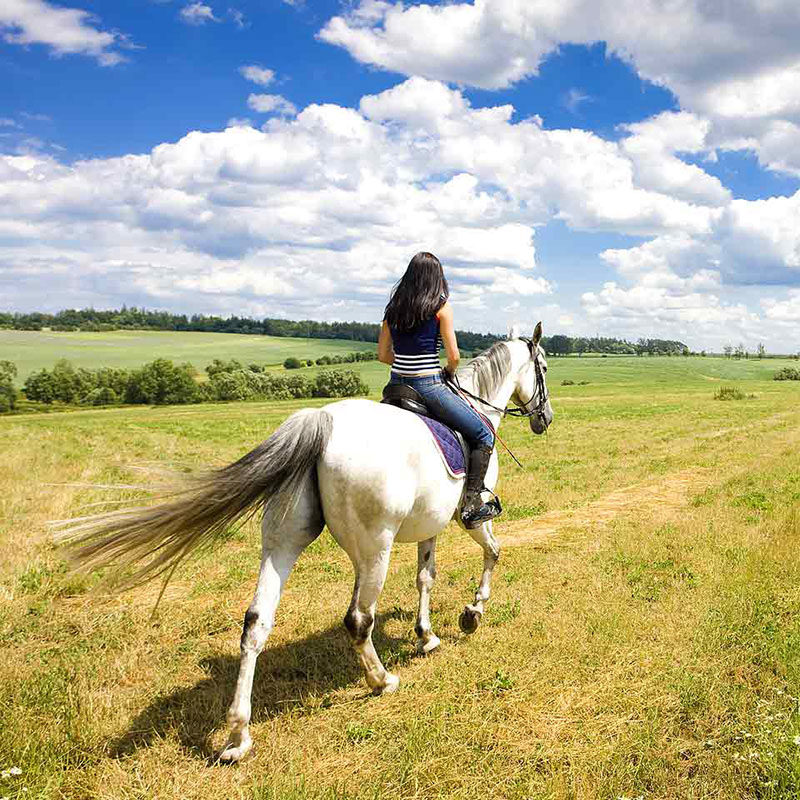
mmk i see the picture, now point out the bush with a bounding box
[313,370,369,398]
[85,386,119,406]
[283,357,303,370]
[561,379,575,386]
[0,360,17,412]
[126,359,200,405]
[714,386,746,401]
[774,367,800,381]
[206,358,244,377]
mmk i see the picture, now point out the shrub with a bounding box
[774,367,800,381]
[126,359,200,405]
[561,379,575,386]
[84,386,119,406]
[283,357,303,370]
[206,358,244,377]
[313,370,369,398]
[0,360,17,412]
[714,386,746,401]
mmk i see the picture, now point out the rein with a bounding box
[443,337,550,469]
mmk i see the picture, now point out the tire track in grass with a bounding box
[492,467,707,551]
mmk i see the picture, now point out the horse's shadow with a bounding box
[111,606,418,761]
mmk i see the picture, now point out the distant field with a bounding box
[0,329,378,383]
[3,326,798,398]
[2,353,800,798]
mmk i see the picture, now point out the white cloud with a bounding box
[247,93,297,116]
[179,3,219,25]
[762,290,800,322]
[239,65,274,86]
[0,0,125,65]
[1,76,799,348]
[228,7,246,28]
[563,89,591,115]
[0,118,20,128]
[319,0,800,177]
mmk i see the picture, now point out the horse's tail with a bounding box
[56,407,333,590]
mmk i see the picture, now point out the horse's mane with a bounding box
[458,341,512,398]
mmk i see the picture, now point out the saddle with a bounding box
[381,383,467,479]
[381,383,430,417]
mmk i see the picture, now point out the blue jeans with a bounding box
[390,372,495,450]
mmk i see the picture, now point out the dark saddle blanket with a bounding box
[381,384,467,478]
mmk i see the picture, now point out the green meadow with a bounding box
[0,329,378,383]
[1,345,800,799]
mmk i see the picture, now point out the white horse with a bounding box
[61,324,553,763]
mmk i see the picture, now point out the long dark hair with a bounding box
[384,252,449,332]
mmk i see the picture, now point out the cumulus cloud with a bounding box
[0,0,125,65]
[2,76,799,347]
[239,65,275,86]
[179,3,220,25]
[319,0,800,176]
[247,93,297,116]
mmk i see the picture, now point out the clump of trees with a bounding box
[0,361,17,412]
[774,367,800,381]
[24,359,201,406]
[19,358,369,408]
[206,360,369,400]
[544,335,689,356]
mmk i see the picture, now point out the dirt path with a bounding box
[446,467,708,556]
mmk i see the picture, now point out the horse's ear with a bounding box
[533,321,542,346]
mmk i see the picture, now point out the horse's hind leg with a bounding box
[415,537,441,654]
[344,536,398,695]
[219,487,323,763]
[459,520,500,635]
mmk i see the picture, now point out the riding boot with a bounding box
[460,445,502,529]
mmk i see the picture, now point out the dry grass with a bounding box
[2,360,800,799]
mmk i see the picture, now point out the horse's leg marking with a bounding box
[220,511,322,763]
[415,537,440,654]
[345,548,398,695]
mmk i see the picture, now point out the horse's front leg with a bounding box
[459,520,499,634]
[414,537,441,654]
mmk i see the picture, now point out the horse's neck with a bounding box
[458,341,524,432]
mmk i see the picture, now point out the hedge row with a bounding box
[22,358,369,406]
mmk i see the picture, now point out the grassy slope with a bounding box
[0,329,378,383]
[1,357,800,798]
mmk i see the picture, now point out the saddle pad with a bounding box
[420,416,467,478]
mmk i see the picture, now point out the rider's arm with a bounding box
[377,320,395,365]
[437,302,460,376]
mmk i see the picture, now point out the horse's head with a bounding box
[512,321,553,435]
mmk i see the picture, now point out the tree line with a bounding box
[2,307,689,355]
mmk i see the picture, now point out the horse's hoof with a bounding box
[218,740,253,764]
[459,607,482,635]
[417,634,441,655]
[373,672,400,695]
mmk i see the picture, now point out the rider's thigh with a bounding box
[421,384,493,449]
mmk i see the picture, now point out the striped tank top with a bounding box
[390,314,443,377]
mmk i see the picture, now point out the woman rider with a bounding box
[377,251,501,529]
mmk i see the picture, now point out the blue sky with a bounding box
[2,0,800,350]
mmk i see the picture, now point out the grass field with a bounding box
[0,330,378,384]
[2,354,800,799]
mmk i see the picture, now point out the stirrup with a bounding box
[461,493,502,529]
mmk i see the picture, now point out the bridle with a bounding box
[444,336,550,429]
